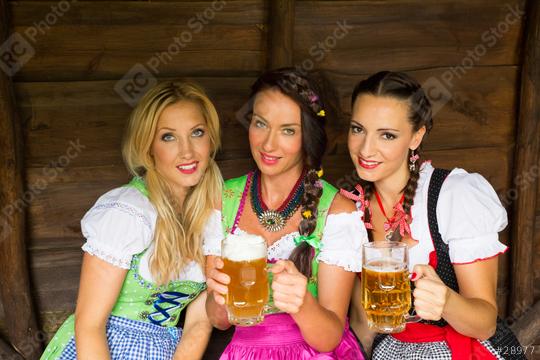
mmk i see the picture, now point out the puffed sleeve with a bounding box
[319,211,368,272]
[437,169,508,264]
[202,209,223,256]
[81,187,156,269]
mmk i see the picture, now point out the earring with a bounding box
[409,150,419,171]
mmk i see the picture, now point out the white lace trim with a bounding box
[92,202,152,232]
[449,234,508,264]
[268,232,299,260]
[318,252,362,272]
[82,242,132,269]
[234,227,362,272]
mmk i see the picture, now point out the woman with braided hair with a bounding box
[204,68,367,359]
[344,71,523,359]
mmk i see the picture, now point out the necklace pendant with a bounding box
[258,210,285,232]
[385,230,394,241]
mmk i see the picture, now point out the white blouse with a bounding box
[404,162,508,269]
[203,210,368,272]
[80,186,219,283]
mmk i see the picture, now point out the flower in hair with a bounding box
[317,168,324,178]
[308,94,319,103]
[302,210,313,219]
[317,109,326,117]
[315,180,323,189]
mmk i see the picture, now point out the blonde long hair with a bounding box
[122,81,222,285]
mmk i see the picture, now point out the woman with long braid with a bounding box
[204,68,367,359]
[344,71,523,359]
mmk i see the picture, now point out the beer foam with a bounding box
[364,258,407,272]
[222,233,267,261]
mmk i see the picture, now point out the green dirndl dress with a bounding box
[41,178,206,360]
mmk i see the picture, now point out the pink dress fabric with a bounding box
[220,313,364,360]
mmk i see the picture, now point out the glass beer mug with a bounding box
[361,241,419,333]
[221,233,269,326]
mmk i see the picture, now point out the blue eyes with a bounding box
[253,119,295,135]
[192,128,205,137]
[160,129,205,142]
[161,133,175,142]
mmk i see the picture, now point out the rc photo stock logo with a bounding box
[419,2,524,117]
[114,64,158,108]
[114,0,227,107]
[0,33,36,76]
[0,0,78,76]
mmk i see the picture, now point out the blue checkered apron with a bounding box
[58,315,181,359]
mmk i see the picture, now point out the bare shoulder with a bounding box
[328,192,356,215]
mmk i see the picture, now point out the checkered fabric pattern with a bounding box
[480,339,505,360]
[373,335,505,360]
[58,315,181,359]
[373,336,452,360]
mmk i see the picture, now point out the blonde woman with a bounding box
[41,82,223,360]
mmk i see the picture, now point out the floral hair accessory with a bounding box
[314,180,323,188]
[302,209,312,219]
[317,109,326,117]
[317,168,324,178]
[308,94,319,103]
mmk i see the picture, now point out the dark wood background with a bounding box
[0,0,538,359]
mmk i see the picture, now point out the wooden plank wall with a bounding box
[2,0,538,355]
[537,179,540,302]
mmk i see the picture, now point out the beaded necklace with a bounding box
[250,169,305,232]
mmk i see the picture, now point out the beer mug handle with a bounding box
[404,310,421,323]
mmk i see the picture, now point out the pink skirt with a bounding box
[220,313,365,360]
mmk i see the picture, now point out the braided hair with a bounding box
[248,68,327,277]
[351,71,433,241]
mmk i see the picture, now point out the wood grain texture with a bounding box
[0,337,23,360]
[510,300,540,348]
[294,0,525,72]
[510,0,540,319]
[10,1,264,25]
[268,0,294,68]
[0,0,42,357]
[535,213,540,302]
[9,1,266,81]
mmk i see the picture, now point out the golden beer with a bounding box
[222,233,268,326]
[361,259,411,333]
[361,241,415,333]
